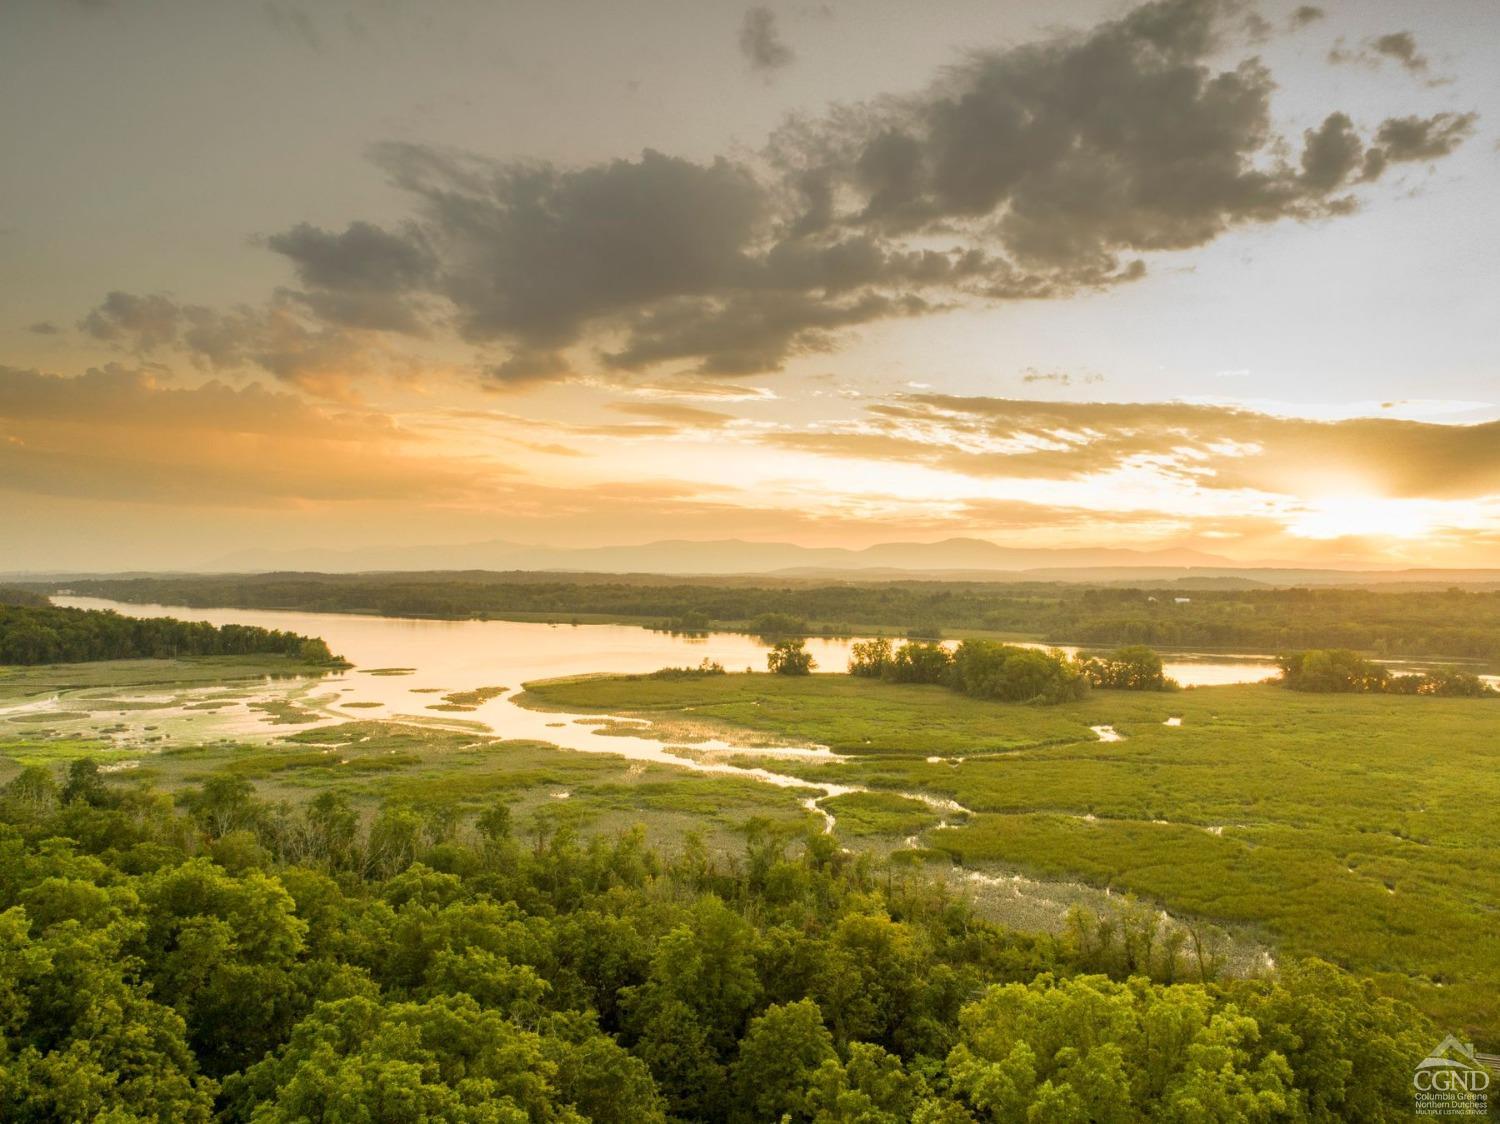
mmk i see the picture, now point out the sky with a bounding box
[2,0,1498,571]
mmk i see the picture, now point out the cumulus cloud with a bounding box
[80,291,183,352]
[1374,113,1477,163]
[484,350,572,390]
[156,0,1472,386]
[1329,30,1446,82]
[77,290,404,396]
[1369,31,1429,74]
[264,220,435,333]
[375,143,766,349]
[1287,5,1324,30]
[739,6,794,73]
[761,395,1500,501]
[1300,113,1365,190]
[603,290,933,375]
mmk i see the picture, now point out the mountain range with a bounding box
[111,537,1490,587]
[200,537,1239,575]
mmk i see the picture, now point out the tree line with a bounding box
[0,602,342,667]
[47,573,1500,661]
[843,639,1171,704]
[1277,649,1495,696]
[0,757,1438,1122]
[831,637,1488,702]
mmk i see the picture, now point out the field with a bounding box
[525,672,1500,1046]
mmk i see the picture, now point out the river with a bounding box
[55,595,1283,709]
[38,596,1290,822]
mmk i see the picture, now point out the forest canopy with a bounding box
[0,602,342,667]
[0,758,1441,1122]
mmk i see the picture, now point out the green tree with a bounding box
[626,993,727,1121]
[2,766,58,820]
[182,774,260,838]
[886,641,953,685]
[1236,958,1435,1121]
[943,974,1297,1122]
[59,758,107,807]
[731,998,838,1122]
[0,906,217,1122]
[541,1010,667,1124]
[223,994,572,1122]
[138,858,309,1076]
[769,638,816,676]
[1277,649,1387,693]
[807,1041,935,1123]
[848,638,893,677]
[1081,645,1173,691]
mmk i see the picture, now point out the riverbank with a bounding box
[42,576,1500,668]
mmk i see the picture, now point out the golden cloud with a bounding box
[766,396,1500,501]
[0,365,497,507]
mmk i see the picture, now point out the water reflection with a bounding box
[56,596,1282,694]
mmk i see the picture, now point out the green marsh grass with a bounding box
[528,672,1500,1043]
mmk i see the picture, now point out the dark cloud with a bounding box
[1239,10,1272,44]
[78,291,391,394]
[242,0,1472,385]
[739,7,794,73]
[1299,113,1364,191]
[1329,30,1444,82]
[267,221,433,293]
[374,143,765,350]
[1288,6,1324,30]
[80,291,182,352]
[264,220,435,332]
[1370,31,1428,74]
[1374,113,1477,163]
[26,321,61,336]
[484,350,572,390]
[763,395,1500,500]
[603,290,932,375]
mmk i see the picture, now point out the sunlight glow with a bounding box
[1287,497,1442,541]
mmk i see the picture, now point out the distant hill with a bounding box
[1020,567,1500,588]
[10,538,1498,589]
[201,537,1240,576]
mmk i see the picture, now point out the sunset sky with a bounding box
[3,0,1497,571]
